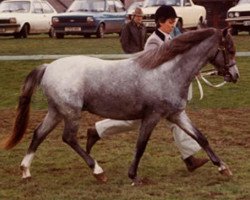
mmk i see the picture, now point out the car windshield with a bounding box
[143,0,181,7]
[67,0,105,12]
[0,1,30,13]
[238,0,250,4]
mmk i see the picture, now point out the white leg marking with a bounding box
[93,160,104,174]
[20,153,35,179]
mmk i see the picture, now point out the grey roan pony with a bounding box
[1,28,239,185]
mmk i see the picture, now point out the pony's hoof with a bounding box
[93,172,108,183]
[218,165,233,176]
[131,178,143,186]
[131,177,154,186]
[20,165,31,179]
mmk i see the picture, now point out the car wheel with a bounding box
[231,27,238,36]
[49,28,55,38]
[197,18,206,29]
[55,33,64,39]
[14,33,21,39]
[96,23,104,38]
[14,24,28,39]
[83,33,91,38]
[20,24,28,38]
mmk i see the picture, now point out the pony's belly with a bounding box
[85,104,143,120]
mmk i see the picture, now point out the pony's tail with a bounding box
[1,64,47,150]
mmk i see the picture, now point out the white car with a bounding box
[0,0,57,38]
[127,0,206,32]
[226,0,250,35]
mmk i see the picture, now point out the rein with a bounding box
[195,70,227,100]
[196,39,236,100]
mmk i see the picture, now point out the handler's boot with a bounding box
[86,128,100,154]
[184,156,209,172]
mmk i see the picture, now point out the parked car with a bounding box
[0,0,57,38]
[226,0,250,35]
[127,0,206,32]
[51,0,126,39]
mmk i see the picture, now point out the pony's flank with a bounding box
[1,65,47,150]
[135,28,218,69]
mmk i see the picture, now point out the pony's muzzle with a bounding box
[225,64,240,83]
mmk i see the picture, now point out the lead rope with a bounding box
[195,70,227,100]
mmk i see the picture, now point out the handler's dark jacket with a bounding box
[120,20,147,54]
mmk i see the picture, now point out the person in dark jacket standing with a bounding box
[120,7,147,53]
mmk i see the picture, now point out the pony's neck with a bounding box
[176,33,219,87]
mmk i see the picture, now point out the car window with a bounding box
[184,0,191,6]
[107,0,115,12]
[114,0,125,12]
[0,1,30,13]
[238,0,250,4]
[33,2,43,13]
[143,0,180,7]
[67,0,105,12]
[41,2,54,13]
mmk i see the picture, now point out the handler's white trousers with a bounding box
[95,119,201,159]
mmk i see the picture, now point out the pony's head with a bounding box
[210,28,239,83]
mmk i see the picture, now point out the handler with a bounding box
[86,5,208,172]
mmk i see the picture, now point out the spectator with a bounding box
[120,7,147,53]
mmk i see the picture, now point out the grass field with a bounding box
[0,33,250,200]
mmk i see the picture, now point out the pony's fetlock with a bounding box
[218,162,233,176]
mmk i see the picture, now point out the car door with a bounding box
[40,2,56,33]
[113,0,126,32]
[30,2,47,33]
[103,0,116,33]
[180,0,197,28]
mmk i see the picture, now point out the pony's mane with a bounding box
[134,28,219,69]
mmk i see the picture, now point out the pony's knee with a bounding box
[62,123,79,145]
[62,133,77,145]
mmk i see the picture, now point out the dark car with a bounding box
[51,0,126,38]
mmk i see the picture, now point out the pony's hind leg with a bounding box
[20,108,62,179]
[62,114,107,183]
[170,111,232,176]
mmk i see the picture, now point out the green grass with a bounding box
[0,33,249,55]
[0,110,250,200]
[0,34,250,200]
[0,34,123,55]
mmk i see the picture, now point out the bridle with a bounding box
[197,36,237,100]
[210,42,236,77]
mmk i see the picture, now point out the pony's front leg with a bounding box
[170,111,232,176]
[128,112,161,186]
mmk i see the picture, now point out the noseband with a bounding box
[211,45,236,76]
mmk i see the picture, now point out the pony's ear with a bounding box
[222,27,230,37]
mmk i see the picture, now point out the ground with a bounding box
[0,108,250,200]
[1,107,249,154]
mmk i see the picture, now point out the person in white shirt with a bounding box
[86,5,208,172]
